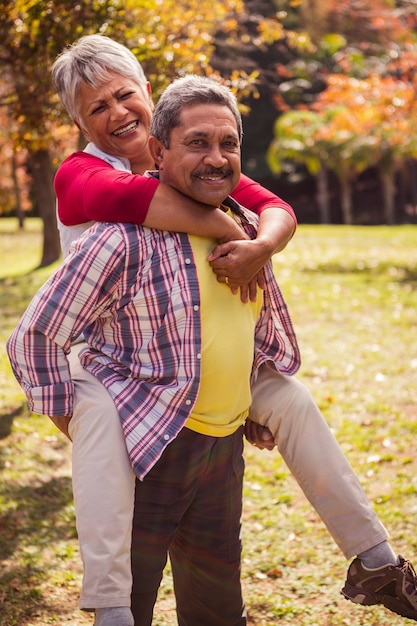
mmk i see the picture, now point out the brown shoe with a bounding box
[341,555,417,621]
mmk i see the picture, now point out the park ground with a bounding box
[1,220,417,625]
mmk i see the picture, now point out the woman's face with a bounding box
[76,71,154,170]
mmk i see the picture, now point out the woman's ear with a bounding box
[146,82,154,111]
[148,136,165,167]
[74,119,91,142]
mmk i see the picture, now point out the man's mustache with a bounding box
[193,168,233,177]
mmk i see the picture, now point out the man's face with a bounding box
[150,103,241,207]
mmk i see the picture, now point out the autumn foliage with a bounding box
[267,0,417,224]
[1,0,417,252]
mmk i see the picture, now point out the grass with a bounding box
[1,218,417,625]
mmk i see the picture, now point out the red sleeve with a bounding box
[54,152,159,226]
[231,173,297,225]
[55,153,297,228]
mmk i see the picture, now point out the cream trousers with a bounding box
[68,349,387,609]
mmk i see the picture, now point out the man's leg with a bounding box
[68,345,135,621]
[170,428,246,626]
[130,475,175,626]
[131,427,246,626]
[249,363,387,559]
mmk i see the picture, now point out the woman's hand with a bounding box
[49,415,72,441]
[244,419,275,451]
[208,239,270,302]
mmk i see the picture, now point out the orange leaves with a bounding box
[316,0,412,45]
[315,73,415,116]
[311,73,417,160]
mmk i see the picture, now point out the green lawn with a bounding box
[0,218,416,625]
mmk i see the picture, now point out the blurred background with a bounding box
[1,0,417,268]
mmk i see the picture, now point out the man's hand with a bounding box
[207,239,270,302]
[49,416,72,441]
[244,419,275,451]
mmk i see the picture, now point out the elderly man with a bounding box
[7,75,299,626]
[8,52,417,624]
[51,35,417,624]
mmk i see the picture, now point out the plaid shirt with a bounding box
[7,197,300,479]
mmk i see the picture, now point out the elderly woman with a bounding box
[25,34,416,626]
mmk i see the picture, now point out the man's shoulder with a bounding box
[73,221,141,249]
[92,221,141,237]
[75,220,176,262]
[224,196,259,227]
[70,223,147,272]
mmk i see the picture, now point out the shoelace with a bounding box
[399,557,417,588]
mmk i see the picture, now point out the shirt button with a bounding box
[185,258,191,264]
[163,434,170,441]
[193,305,199,311]
[197,353,202,360]
[185,399,192,406]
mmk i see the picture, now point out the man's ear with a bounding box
[148,136,165,166]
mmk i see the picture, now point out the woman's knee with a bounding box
[249,369,317,433]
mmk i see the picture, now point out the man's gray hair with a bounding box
[52,34,148,123]
[150,75,243,148]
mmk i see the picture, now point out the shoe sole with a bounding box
[381,593,417,622]
[341,584,417,622]
[341,583,379,606]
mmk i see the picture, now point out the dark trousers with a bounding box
[131,426,246,626]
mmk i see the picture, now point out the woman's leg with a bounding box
[249,364,387,559]
[68,344,135,611]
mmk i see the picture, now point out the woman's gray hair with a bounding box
[52,34,148,123]
[150,75,243,148]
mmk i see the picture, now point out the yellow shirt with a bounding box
[185,230,262,437]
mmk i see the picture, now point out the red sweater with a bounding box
[55,151,296,226]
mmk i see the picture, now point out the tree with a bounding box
[268,100,381,225]
[0,0,248,266]
[267,109,332,223]
[211,0,317,182]
[266,0,417,224]
[0,0,122,265]
[314,73,417,224]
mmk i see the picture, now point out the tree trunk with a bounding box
[340,176,353,225]
[408,159,417,211]
[379,165,396,225]
[407,159,417,223]
[11,153,25,229]
[27,148,61,267]
[316,166,331,224]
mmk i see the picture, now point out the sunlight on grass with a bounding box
[1,221,416,625]
[0,218,45,278]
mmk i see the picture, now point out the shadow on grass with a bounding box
[0,475,76,623]
[300,262,417,286]
[0,406,26,440]
[0,271,48,317]
[0,475,75,561]
[0,563,80,626]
